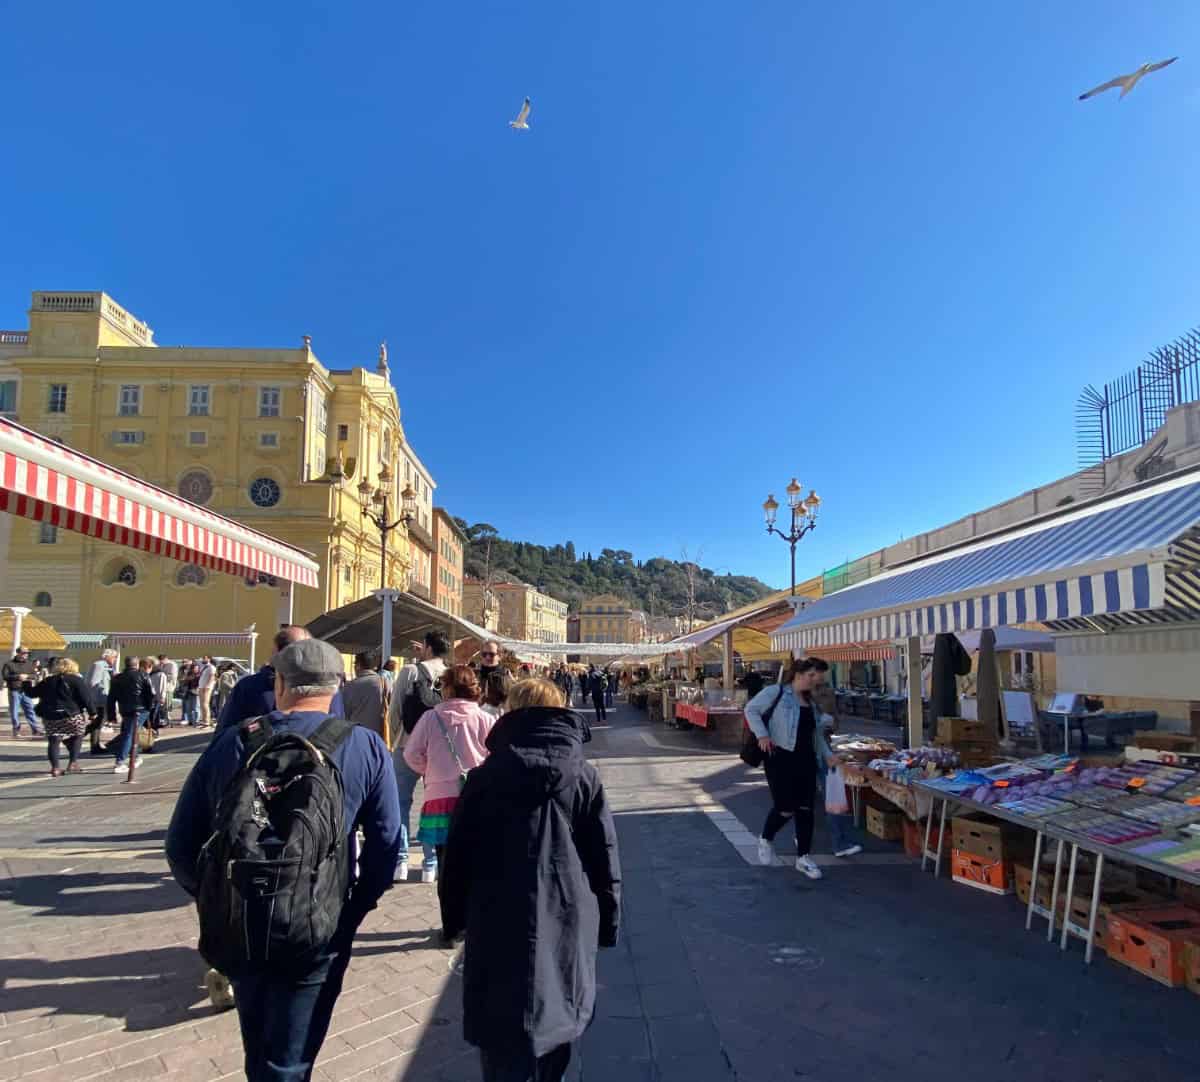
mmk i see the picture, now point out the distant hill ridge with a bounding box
[454,520,775,622]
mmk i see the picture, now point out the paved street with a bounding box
[1,705,1198,1082]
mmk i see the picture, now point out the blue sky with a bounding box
[3,2,1199,590]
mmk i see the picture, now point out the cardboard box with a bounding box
[951,814,1032,862]
[951,849,1012,895]
[1184,940,1200,997]
[866,805,904,842]
[1014,863,1055,908]
[1107,906,1200,987]
[936,717,996,744]
[1133,733,1198,753]
[1059,887,1166,951]
[903,816,949,859]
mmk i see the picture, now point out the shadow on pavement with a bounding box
[42,829,167,846]
[0,945,211,1031]
[0,869,191,918]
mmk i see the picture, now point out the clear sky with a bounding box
[3,2,1199,590]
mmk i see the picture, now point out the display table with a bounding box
[675,703,745,747]
[912,779,1200,966]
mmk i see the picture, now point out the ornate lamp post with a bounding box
[359,464,418,588]
[762,477,821,595]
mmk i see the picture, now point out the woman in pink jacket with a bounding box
[404,664,496,877]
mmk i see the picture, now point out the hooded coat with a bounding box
[438,706,621,1056]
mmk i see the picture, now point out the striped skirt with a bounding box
[416,796,458,847]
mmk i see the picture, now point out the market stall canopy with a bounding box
[917,627,1055,654]
[663,597,796,653]
[307,593,486,654]
[773,468,1200,652]
[803,641,896,663]
[0,611,65,652]
[0,418,320,587]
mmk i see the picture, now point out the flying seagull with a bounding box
[1078,57,1178,101]
[509,97,531,130]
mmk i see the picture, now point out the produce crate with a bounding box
[1106,906,1200,988]
[903,816,948,859]
[951,849,1013,895]
[937,717,995,744]
[866,805,904,842]
[1060,888,1168,952]
[1184,940,1200,997]
[1014,863,1055,908]
[951,814,1032,863]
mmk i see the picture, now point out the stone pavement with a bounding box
[1,706,1198,1081]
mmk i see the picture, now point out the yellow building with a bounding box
[579,594,641,644]
[0,290,434,633]
[492,582,568,643]
[462,578,499,631]
[431,508,467,618]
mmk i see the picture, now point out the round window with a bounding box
[244,572,279,589]
[34,591,52,608]
[249,477,281,508]
[175,564,208,587]
[178,469,213,505]
[117,564,138,586]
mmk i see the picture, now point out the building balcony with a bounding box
[0,331,28,345]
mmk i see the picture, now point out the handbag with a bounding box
[739,685,786,768]
[433,708,469,793]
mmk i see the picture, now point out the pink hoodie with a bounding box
[403,698,496,802]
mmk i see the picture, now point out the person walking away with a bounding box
[85,649,117,753]
[746,658,844,879]
[480,670,511,719]
[30,658,95,775]
[180,662,200,726]
[381,658,397,688]
[165,638,401,1082]
[107,656,154,773]
[149,661,171,731]
[217,626,311,729]
[587,666,607,721]
[439,677,620,1082]
[604,668,615,708]
[4,646,42,738]
[388,631,450,883]
[213,663,239,719]
[337,649,389,741]
[195,655,217,728]
[403,665,495,876]
[157,654,179,722]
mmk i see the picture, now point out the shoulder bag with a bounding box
[739,685,786,769]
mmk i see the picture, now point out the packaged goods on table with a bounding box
[1163,773,1200,802]
[1044,806,1161,845]
[1097,763,1195,795]
[995,794,1076,818]
[1124,835,1200,876]
[1117,796,1200,829]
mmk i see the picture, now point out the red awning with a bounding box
[0,418,319,587]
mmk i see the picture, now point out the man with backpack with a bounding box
[386,630,449,883]
[165,638,401,1081]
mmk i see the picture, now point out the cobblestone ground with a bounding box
[1,706,1197,1081]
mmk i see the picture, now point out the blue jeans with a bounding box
[828,813,858,852]
[182,694,198,725]
[230,941,353,1081]
[393,748,436,871]
[112,710,147,765]
[8,689,41,735]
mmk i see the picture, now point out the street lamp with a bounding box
[360,463,418,589]
[762,477,821,595]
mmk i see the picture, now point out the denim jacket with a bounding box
[745,684,835,768]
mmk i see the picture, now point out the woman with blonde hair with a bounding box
[439,676,620,1082]
[403,664,496,878]
[30,658,95,776]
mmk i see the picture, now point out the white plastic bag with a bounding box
[824,765,850,815]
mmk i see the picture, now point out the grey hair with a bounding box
[283,681,339,697]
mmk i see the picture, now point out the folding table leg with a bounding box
[1046,839,1064,943]
[1025,830,1044,931]
[921,802,934,873]
[1084,853,1105,965]
[1060,844,1079,951]
[934,798,949,879]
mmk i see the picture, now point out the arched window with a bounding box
[101,558,139,587]
[175,564,208,587]
[178,469,214,506]
[33,591,51,608]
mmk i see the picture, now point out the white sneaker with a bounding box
[422,867,437,884]
[113,762,127,773]
[205,968,235,1011]
[394,860,410,883]
[834,844,863,858]
[795,855,823,880]
[756,837,775,866]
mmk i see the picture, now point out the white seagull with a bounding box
[509,96,531,130]
[1078,57,1178,101]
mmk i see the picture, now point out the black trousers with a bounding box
[761,745,817,856]
[591,693,606,720]
[48,734,82,770]
[480,1043,571,1082]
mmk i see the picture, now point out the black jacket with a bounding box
[107,669,154,720]
[31,673,94,720]
[587,672,606,697]
[439,706,621,1056]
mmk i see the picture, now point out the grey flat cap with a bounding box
[274,638,343,687]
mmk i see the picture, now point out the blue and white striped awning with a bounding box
[773,471,1200,653]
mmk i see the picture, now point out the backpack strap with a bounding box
[239,715,275,760]
[760,685,786,725]
[309,715,356,760]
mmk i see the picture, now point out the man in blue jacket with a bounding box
[216,625,310,729]
[166,638,401,1080]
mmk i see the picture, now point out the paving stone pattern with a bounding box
[0,711,1197,1081]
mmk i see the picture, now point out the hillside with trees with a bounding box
[454,520,775,624]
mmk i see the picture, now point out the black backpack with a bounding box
[195,715,354,978]
[400,662,442,734]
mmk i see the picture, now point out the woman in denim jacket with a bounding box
[744,657,843,879]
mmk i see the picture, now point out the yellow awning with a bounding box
[0,612,66,652]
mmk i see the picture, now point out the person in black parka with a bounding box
[439,678,621,1082]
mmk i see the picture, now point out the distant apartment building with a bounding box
[492,581,568,643]
[431,508,467,617]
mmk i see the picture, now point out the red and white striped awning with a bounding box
[0,418,320,587]
[799,641,896,663]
